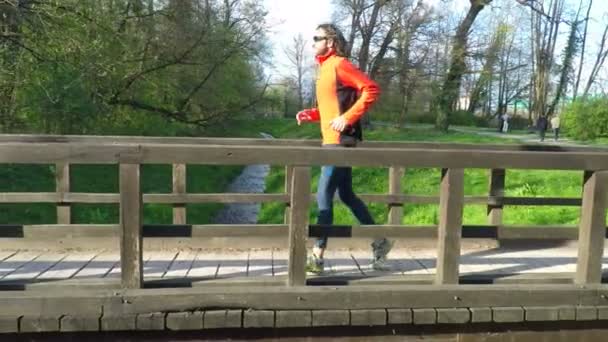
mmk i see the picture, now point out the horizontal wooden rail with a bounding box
[0,192,585,206]
[3,142,608,170]
[2,133,608,153]
[0,224,602,240]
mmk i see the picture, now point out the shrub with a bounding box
[562,97,608,140]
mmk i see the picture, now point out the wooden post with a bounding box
[436,168,464,285]
[487,169,505,226]
[172,164,187,225]
[55,162,71,224]
[287,166,310,286]
[120,164,143,289]
[284,166,294,224]
[388,167,404,225]
[575,170,608,285]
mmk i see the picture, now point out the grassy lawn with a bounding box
[1,117,596,226]
[256,118,588,227]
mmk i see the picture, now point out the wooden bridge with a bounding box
[1,134,608,340]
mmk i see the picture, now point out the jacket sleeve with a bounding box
[335,58,380,125]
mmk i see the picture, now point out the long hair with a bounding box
[316,23,349,57]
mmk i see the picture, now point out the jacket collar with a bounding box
[315,49,336,65]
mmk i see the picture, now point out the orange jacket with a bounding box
[313,51,380,145]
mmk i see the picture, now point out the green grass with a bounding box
[1,117,598,226]
[256,119,590,226]
[0,164,242,224]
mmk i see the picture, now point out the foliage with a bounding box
[562,97,608,140]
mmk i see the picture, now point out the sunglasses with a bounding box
[313,36,328,42]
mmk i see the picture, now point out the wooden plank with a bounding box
[470,307,492,323]
[596,306,608,320]
[215,251,248,278]
[492,307,524,323]
[575,171,608,284]
[0,192,584,206]
[436,168,464,285]
[524,306,559,321]
[246,249,273,277]
[350,309,387,326]
[436,308,470,324]
[203,310,242,329]
[101,314,137,331]
[110,284,604,313]
[2,223,598,240]
[144,251,179,278]
[576,306,598,321]
[387,309,412,324]
[323,250,365,276]
[388,167,404,225]
[284,166,293,224]
[136,312,166,330]
[56,162,71,224]
[20,316,60,332]
[2,252,66,281]
[72,251,119,279]
[287,166,310,286]
[144,193,289,204]
[558,306,576,320]
[37,251,98,280]
[0,251,44,279]
[119,163,143,289]
[166,311,203,330]
[272,249,288,276]
[5,142,608,171]
[312,310,349,327]
[487,169,504,227]
[60,315,100,332]
[243,310,274,328]
[172,163,187,224]
[413,308,437,325]
[5,133,608,153]
[187,250,220,279]
[0,316,19,333]
[0,251,17,263]
[275,310,311,328]
[163,249,197,278]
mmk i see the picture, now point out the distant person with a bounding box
[501,114,509,133]
[295,23,393,274]
[550,115,560,141]
[537,116,548,142]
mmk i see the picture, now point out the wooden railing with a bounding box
[1,134,608,289]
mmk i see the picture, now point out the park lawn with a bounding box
[257,119,586,227]
[0,117,592,226]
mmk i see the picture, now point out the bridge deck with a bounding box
[1,244,606,287]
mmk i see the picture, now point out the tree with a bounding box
[283,34,309,110]
[0,0,271,133]
[436,0,492,132]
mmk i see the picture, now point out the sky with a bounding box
[263,0,607,88]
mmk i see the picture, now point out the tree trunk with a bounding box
[573,0,592,100]
[436,0,490,132]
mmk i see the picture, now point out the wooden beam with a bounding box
[284,166,293,224]
[4,142,608,170]
[575,171,608,284]
[436,168,464,285]
[287,167,310,286]
[5,133,608,153]
[487,169,504,227]
[387,167,404,225]
[172,164,186,225]
[55,162,70,224]
[119,164,143,289]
